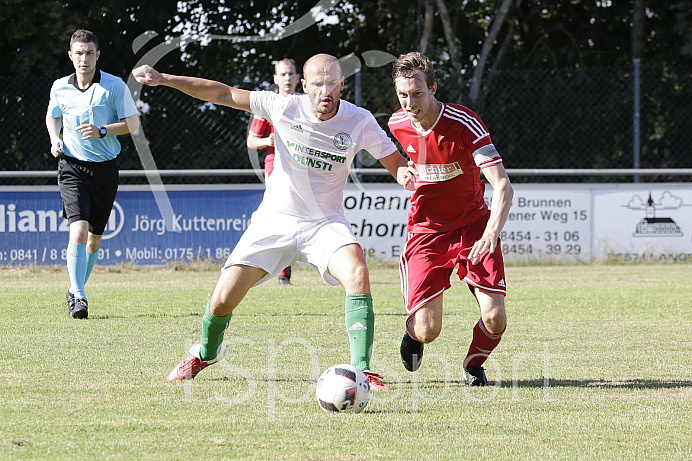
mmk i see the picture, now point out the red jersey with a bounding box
[249,115,274,154]
[388,103,502,233]
[249,115,276,174]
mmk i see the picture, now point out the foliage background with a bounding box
[1,1,692,183]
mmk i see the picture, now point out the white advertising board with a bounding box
[592,185,692,263]
[343,184,411,261]
[343,183,692,264]
[5,184,687,266]
[495,185,592,263]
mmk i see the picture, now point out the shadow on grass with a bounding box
[194,375,692,390]
[508,378,692,389]
[89,312,201,320]
[402,377,692,390]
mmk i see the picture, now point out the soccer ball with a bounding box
[315,364,371,413]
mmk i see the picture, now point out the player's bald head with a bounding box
[301,53,344,119]
[303,54,343,80]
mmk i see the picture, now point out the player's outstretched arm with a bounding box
[132,65,251,113]
[379,151,415,191]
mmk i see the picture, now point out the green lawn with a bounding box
[1,264,690,460]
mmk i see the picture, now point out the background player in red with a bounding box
[247,58,300,284]
[388,52,514,386]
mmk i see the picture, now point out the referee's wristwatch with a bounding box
[99,126,108,138]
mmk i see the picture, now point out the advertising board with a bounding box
[1,183,690,265]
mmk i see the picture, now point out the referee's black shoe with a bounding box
[464,366,488,386]
[68,297,89,319]
[400,331,424,372]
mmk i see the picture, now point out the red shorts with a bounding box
[399,217,506,317]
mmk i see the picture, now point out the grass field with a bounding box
[1,263,691,460]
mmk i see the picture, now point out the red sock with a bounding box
[279,266,291,278]
[464,318,504,368]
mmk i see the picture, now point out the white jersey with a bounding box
[250,91,397,220]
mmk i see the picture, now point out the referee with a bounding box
[45,29,139,319]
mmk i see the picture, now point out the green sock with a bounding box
[344,294,374,371]
[199,301,232,361]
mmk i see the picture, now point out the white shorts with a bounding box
[224,209,361,286]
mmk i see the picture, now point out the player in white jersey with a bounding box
[246,58,300,284]
[133,54,409,391]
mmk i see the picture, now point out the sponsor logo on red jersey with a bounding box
[415,162,463,182]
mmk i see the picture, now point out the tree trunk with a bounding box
[435,0,458,60]
[435,0,463,100]
[491,0,522,73]
[419,0,435,53]
[469,0,514,103]
[491,20,516,73]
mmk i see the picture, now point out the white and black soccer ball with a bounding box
[315,364,370,413]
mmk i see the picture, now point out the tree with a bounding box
[2,0,691,175]
[468,0,514,103]
[0,0,181,79]
[671,1,692,57]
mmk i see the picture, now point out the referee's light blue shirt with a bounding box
[47,69,139,162]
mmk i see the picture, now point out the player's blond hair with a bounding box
[274,58,297,75]
[392,52,436,89]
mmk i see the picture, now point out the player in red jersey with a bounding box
[247,58,300,284]
[388,52,514,386]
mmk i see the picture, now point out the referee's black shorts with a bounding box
[58,156,119,235]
